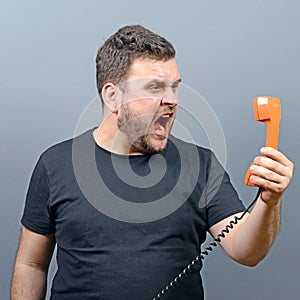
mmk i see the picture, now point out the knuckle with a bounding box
[276,184,284,194]
[266,169,274,179]
[285,168,293,181]
[264,180,272,190]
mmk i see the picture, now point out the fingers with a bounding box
[249,166,286,194]
[249,147,294,194]
[253,156,286,176]
[250,164,283,184]
[255,147,293,178]
[259,147,293,168]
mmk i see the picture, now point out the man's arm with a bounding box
[209,147,293,267]
[11,226,55,300]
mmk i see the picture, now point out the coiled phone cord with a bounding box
[153,187,262,300]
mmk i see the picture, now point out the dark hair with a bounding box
[95,25,176,101]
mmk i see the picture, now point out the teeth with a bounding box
[158,125,164,132]
[162,114,169,118]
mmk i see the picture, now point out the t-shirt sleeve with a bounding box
[21,156,55,235]
[204,152,245,229]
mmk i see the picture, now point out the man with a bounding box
[11,25,293,300]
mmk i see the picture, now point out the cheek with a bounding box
[118,105,155,128]
[124,101,158,120]
[133,100,160,115]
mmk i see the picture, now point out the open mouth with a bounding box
[153,113,173,137]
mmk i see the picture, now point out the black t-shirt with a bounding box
[21,129,245,300]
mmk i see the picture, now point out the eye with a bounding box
[171,84,179,93]
[147,84,163,93]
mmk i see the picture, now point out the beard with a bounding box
[117,103,169,154]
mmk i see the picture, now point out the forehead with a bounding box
[127,58,180,82]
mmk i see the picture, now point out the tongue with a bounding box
[154,120,166,136]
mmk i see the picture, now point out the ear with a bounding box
[101,82,119,113]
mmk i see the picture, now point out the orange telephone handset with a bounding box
[244,96,281,186]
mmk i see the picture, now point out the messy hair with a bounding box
[95,25,176,102]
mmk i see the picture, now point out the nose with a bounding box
[160,87,178,106]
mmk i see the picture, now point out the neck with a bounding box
[93,113,143,155]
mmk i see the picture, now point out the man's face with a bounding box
[116,58,181,154]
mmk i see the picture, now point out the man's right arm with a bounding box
[11,226,55,300]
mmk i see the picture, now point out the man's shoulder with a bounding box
[40,128,93,162]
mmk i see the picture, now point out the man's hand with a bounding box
[249,147,294,206]
[210,147,293,266]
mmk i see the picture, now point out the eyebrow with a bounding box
[173,78,182,86]
[144,78,182,86]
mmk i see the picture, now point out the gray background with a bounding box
[1,0,299,299]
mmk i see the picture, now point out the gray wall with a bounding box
[1,0,299,299]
